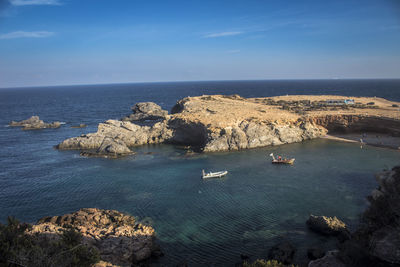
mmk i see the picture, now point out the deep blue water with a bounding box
[0,79,399,266]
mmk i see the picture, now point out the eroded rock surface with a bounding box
[57,95,400,156]
[122,102,168,122]
[57,119,173,157]
[28,208,160,266]
[80,137,133,158]
[10,116,61,130]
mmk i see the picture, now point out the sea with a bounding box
[0,79,399,266]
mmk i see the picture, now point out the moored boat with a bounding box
[202,169,228,179]
[269,153,295,165]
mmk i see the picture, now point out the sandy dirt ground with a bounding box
[176,95,400,128]
[323,133,400,150]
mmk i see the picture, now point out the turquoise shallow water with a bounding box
[0,80,399,265]
[2,139,399,265]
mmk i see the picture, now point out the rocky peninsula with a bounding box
[56,95,400,157]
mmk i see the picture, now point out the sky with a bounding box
[0,0,400,88]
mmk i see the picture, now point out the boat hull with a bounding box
[202,171,228,179]
[271,159,295,165]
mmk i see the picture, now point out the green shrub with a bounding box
[243,259,296,267]
[0,217,100,267]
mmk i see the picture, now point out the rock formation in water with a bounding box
[57,119,173,157]
[56,95,400,157]
[80,137,134,158]
[9,116,61,130]
[306,215,349,237]
[28,208,161,266]
[122,102,168,122]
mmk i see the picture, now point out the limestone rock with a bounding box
[29,208,159,266]
[122,102,168,121]
[80,137,133,158]
[57,119,173,151]
[306,215,349,236]
[57,95,400,156]
[9,116,61,130]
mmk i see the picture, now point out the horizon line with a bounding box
[1,77,400,90]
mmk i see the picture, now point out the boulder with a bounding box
[306,215,349,237]
[80,137,133,158]
[30,208,159,266]
[9,116,61,130]
[268,241,296,264]
[122,102,168,121]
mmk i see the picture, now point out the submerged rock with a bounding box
[122,102,168,122]
[9,116,61,130]
[71,123,87,128]
[30,208,160,266]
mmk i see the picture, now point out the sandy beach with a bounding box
[323,133,400,150]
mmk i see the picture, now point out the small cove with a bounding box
[0,80,399,265]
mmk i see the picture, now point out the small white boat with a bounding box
[202,169,228,179]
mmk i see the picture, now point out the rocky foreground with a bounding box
[56,95,400,157]
[307,166,400,267]
[0,208,160,267]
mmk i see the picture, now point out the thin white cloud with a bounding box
[10,0,61,6]
[0,31,54,39]
[204,31,243,38]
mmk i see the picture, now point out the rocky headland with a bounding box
[10,115,61,130]
[56,95,400,157]
[0,208,161,267]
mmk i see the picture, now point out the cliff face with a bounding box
[56,95,400,156]
[311,115,400,136]
[203,119,325,152]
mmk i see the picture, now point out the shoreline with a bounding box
[323,133,400,150]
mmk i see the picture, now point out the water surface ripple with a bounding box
[0,80,399,265]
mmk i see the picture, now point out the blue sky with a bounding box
[0,0,399,87]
